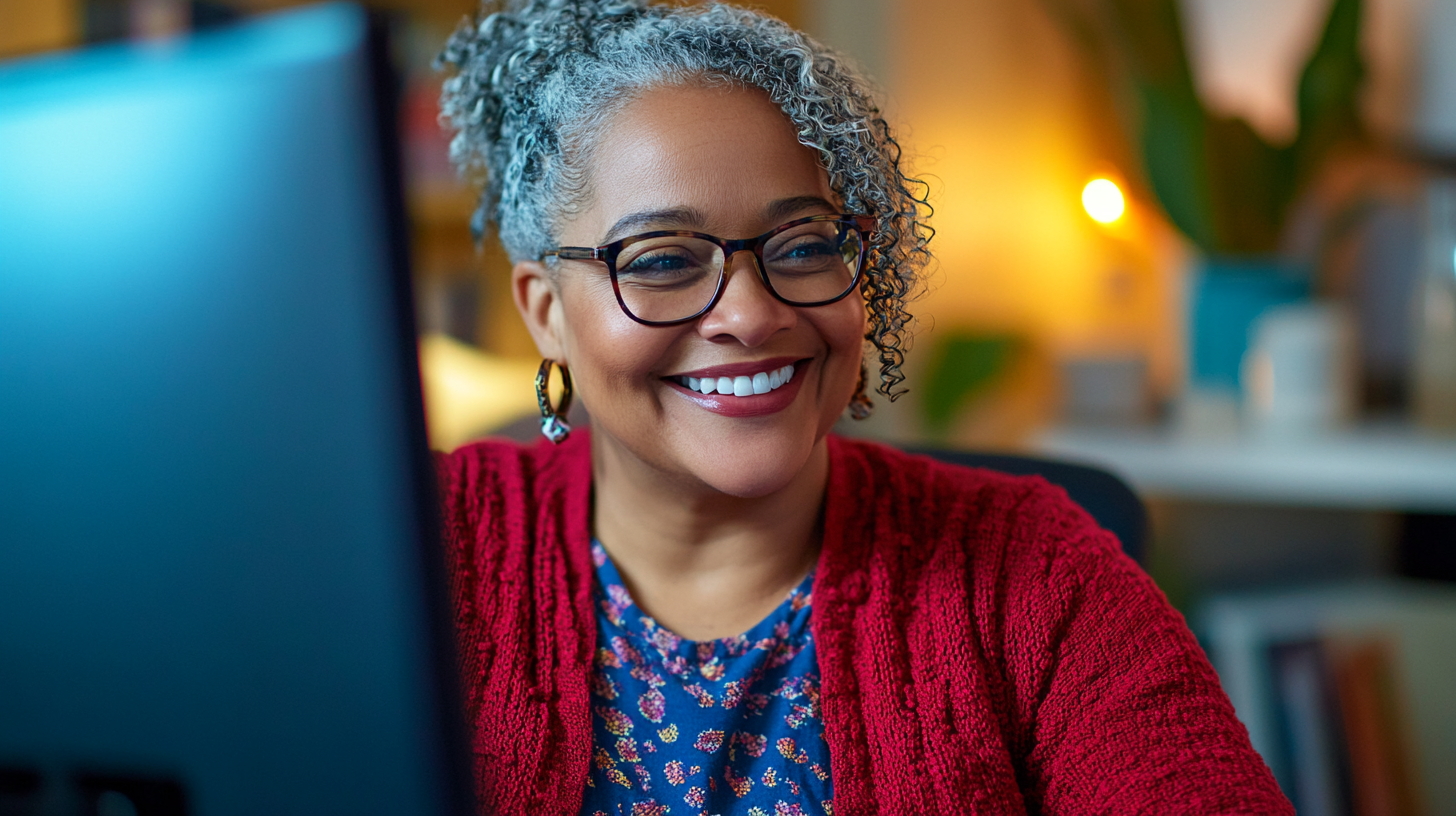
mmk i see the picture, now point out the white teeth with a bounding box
[677,363,799,397]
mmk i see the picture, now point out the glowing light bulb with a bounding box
[1082,178,1125,224]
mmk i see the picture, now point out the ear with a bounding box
[512,259,567,361]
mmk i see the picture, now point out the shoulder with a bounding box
[827,435,1049,502]
[434,432,595,637]
[434,431,589,513]
[432,431,593,590]
[825,435,1119,567]
[822,435,1141,640]
[823,438,1287,811]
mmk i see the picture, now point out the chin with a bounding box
[676,428,823,499]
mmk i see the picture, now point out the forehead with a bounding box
[568,83,838,242]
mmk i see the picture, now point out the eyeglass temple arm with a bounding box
[542,247,601,261]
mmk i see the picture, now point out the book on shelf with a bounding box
[1262,636,1420,816]
[1267,638,1351,816]
[1325,637,1421,816]
[1197,581,1456,816]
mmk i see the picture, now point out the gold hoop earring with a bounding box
[536,359,574,444]
[848,361,875,420]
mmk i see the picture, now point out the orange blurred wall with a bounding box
[810,0,1186,404]
[0,0,79,57]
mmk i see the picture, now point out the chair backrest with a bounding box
[908,448,1147,565]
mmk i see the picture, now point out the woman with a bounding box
[434,2,1291,814]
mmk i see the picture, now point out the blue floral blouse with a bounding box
[580,542,834,816]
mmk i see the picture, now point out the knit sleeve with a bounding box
[433,443,536,706]
[433,450,470,597]
[995,482,1293,815]
[431,437,599,814]
[434,448,487,654]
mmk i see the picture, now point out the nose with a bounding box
[695,249,797,346]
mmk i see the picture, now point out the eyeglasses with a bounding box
[542,214,875,326]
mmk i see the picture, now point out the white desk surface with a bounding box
[1035,424,1456,512]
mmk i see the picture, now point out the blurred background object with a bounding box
[1242,302,1358,438]
[5,0,1455,810]
[417,333,538,450]
[1200,582,1454,816]
[1412,178,1456,432]
[0,0,79,56]
[917,333,1019,439]
[1044,0,1364,431]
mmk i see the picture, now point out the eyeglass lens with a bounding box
[612,220,865,323]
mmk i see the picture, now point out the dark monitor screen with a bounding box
[0,5,470,815]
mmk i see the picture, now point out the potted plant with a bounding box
[1043,0,1366,402]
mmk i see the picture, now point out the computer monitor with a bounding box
[0,5,472,815]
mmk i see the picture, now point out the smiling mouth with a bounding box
[672,363,796,397]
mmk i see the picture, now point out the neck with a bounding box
[589,428,829,641]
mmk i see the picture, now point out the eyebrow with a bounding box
[764,195,838,225]
[602,207,709,244]
[599,196,839,244]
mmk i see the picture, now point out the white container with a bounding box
[1242,303,1356,438]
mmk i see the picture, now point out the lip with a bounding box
[663,357,810,418]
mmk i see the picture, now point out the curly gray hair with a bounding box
[436,0,931,399]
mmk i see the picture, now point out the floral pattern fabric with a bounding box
[580,542,833,816]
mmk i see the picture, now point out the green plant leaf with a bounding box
[1135,82,1219,250]
[920,335,1018,434]
[1294,0,1365,184]
[1042,0,1367,258]
[1103,0,1221,250]
[1205,116,1295,254]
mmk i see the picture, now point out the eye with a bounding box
[767,234,842,274]
[621,249,696,277]
[780,237,837,260]
[614,238,721,289]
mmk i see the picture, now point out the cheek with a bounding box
[557,278,672,400]
[812,298,869,401]
[820,297,868,359]
[554,277,623,342]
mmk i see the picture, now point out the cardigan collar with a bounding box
[540,428,885,812]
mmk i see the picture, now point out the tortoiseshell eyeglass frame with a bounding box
[540,213,876,327]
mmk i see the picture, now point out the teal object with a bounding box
[1190,261,1310,393]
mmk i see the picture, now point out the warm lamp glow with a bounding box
[418,334,540,450]
[1082,178,1125,224]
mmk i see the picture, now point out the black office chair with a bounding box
[908,448,1147,565]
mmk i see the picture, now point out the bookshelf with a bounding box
[1200,582,1456,816]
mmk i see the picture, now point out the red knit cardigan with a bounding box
[435,431,1292,815]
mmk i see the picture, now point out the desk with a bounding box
[1035,425,1456,513]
